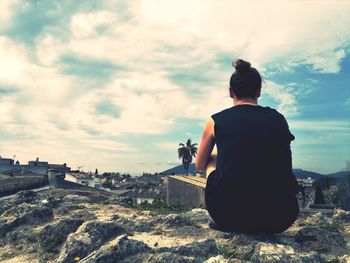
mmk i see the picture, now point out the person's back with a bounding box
[196,59,299,234]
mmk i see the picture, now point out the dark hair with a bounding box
[229,59,262,99]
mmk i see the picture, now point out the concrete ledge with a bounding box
[169,175,206,188]
[165,175,207,208]
[309,204,336,209]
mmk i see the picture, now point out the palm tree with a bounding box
[177,138,198,176]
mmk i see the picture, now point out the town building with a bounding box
[65,172,96,187]
[0,156,70,177]
[297,177,315,187]
[0,157,14,166]
[48,163,71,177]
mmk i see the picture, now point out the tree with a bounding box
[177,138,198,176]
[313,175,334,205]
[314,184,325,204]
[314,175,333,190]
[335,161,350,210]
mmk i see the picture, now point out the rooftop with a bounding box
[68,172,93,180]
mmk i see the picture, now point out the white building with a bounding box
[65,172,96,187]
[297,177,315,187]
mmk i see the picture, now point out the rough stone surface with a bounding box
[226,234,260,260]
[339,255,350,263]
[0,203,53,237]
[63,194,90,203]
[38,218,84,253]
[251,242,321,263]
[57,220,124,263]
[184,208,210,223]
[80,235,150,263]
[154,213,192,227]
[295,226,346,253]
[158,239,218,259]
[0,189,349,263]
[333,209,350,222]
[146,252,198,263]
[40,196,61,208]
[13,190,40,204]
[204,255,229,263]
[167,225,206,237]
[108,196,134,207]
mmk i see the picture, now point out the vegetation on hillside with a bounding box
[137,198,189,214]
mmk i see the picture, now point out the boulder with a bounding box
[295,212,343,233]
[333,209,350,222]
[57,220,124,263]
[296,212,333,226]
[13,190,40,204]
[226,234,259,260]
[295,226,346,253]
[339,255,350,263]
[6,226,39,245]
[184,208,209,224]
[80,234,150,263]
[39,218,84,253]
[40,196,61,208]
[0,203,53,237]
[2,203,53,222]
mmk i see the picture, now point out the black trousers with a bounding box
[205,171,299,234]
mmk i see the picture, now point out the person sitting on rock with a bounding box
[196,59,299,234]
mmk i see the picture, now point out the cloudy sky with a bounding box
[0,0,349,174]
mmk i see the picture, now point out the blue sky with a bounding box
[0,0,349,174]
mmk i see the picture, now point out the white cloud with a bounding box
[0,0,19,28]
[0,37,26,84]
[306,49,346,73]
[0,37,73,103]
[70,11,115,39]
[1,0,350,172]
[289,120,350,132]
[262,81,298,116]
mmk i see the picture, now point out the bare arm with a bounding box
[195,118,215,173]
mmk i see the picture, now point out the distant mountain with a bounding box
[292,169,323,180]
[327,171,348,179]
[160,164,347,180]
[161,164,196,175]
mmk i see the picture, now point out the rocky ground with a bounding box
[0,189,349,263]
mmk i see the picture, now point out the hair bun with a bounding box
[233,59,251,73]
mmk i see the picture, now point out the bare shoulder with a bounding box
[207,117,215,137]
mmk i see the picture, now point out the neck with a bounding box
[233,97,258,106]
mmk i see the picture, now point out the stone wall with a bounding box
[0,176,48,197]
[165,176,206,208]
[0,165,47,175]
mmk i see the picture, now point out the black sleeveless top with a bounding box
[211,105,298,198]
